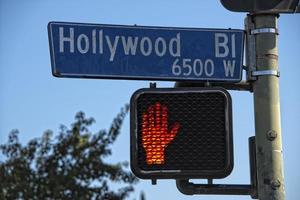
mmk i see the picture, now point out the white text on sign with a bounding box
[59,27,237,77]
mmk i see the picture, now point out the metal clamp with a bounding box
[252,70,280,77]
[251,28,278,35]
[175,137,258,198]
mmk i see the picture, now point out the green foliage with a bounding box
[0,105,139,200]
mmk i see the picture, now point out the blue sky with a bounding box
[0,0,299,199]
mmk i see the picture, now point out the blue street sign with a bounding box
[48,22,244,82]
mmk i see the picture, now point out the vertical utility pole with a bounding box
[252,14,285,199]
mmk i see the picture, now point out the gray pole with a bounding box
[252,14,285,199]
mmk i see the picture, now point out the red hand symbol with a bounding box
[142,102,180,165]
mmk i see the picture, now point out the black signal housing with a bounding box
[220,0,300,13]
[130,87,234,179]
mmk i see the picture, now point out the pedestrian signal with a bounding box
[130,87,233,179]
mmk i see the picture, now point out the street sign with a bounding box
[130,87,233,179]
[48,22,244,82]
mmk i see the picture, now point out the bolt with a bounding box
[267,130,277,141]
[270,179,281,190]
[149,82,157,88]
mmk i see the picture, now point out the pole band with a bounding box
[251,28,278,35]
[252,70,280,77]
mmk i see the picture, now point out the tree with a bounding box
[0,105,139,200]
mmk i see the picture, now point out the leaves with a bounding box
[0,105,138,200]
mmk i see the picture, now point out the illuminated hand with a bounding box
[142,102,180,165]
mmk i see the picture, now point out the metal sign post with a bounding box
[250,14,285,199]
